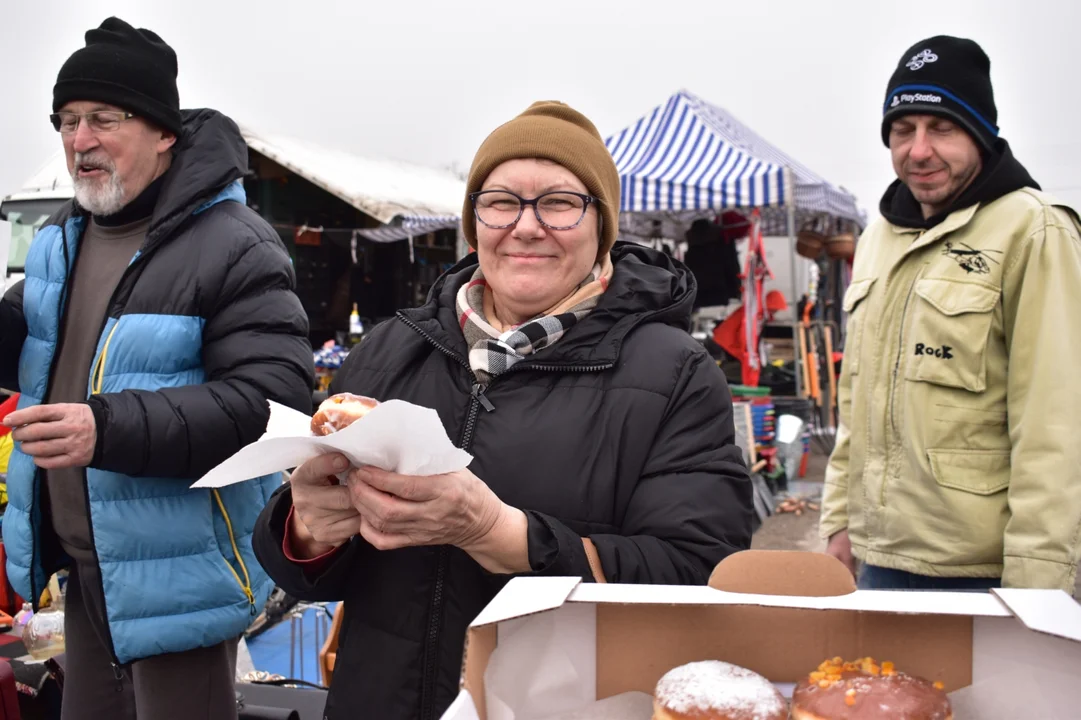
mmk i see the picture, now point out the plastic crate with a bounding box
[731,385,771,398]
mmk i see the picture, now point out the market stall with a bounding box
[240,127,464,342]
[606,88,863,315]
[605,89,867,482]
[237,128,467,395]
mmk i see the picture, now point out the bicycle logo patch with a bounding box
[906,49,939,71]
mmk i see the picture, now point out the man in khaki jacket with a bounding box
[822,35,1081,592]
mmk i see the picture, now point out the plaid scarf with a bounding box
[457,255,613,385]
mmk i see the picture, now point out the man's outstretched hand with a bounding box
[7,403,97,469]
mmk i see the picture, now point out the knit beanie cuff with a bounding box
[882,84,998,149]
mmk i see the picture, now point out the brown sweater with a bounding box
[41,217,148,563]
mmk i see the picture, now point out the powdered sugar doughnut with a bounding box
[653,660,787,720]
[311,393,379,436]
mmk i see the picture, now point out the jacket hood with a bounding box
[399,241,697,367]
[880,139,1040,230]
[145,108,248,245]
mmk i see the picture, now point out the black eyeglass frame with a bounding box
[469,190,599,230]
[49,110,137,134]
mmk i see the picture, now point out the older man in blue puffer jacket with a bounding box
[0,17,312,720]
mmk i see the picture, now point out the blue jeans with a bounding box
[857,564,1001,592]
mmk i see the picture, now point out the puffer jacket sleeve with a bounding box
[529,349,752,584]
[0,280,27,391]
[85,225,314,479]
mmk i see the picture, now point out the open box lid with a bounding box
[469,552,1081,644]
[991,588,1081,642]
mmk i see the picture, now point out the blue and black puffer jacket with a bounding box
[0,109,313,664]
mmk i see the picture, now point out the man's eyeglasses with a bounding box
[470,190,598,231]
[50,111,136,135]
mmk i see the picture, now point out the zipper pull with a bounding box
[112,662,125,692]
[471,383,495,412]
[245,587,256,616]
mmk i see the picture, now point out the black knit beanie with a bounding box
[53,17,182,136]
[881,36,998,150]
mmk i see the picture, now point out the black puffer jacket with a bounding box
[253,243,751,720]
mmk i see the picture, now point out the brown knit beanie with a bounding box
[462,101,621,260]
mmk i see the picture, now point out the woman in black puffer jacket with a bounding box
[252,101,752,720]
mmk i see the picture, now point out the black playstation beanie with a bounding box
[53,17,182,136]
[881,36,998,150]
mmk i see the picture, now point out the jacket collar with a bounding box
[893,203,981,258]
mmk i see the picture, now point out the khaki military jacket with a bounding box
[822,189,1081,590]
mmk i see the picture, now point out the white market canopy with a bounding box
[241,126,464,226]
[605,90,865,239]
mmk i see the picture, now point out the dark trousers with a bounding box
[857,564,1001,592]
[61,563,240,720]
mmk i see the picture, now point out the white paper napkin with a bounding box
[191,400,473,488]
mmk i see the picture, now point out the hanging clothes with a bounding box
[683,218,742,308]
[713,305,748,368]
[740,211,773,386]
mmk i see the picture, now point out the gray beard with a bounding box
[72,169,127,216]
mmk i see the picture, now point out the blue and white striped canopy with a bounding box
[606,90,864,231]
[607,92,784,212]
[356,214,460,243]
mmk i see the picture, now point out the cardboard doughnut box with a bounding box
[440,551,1081,720]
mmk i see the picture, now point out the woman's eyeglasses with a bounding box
[470,190,598,230]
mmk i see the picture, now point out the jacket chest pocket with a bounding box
[904,278,999,392]
[841,278,876,376]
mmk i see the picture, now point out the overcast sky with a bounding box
[3,0,1079,219]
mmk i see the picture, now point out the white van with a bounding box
[1,151,73,293]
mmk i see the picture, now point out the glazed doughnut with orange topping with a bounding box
[791,657,952,720]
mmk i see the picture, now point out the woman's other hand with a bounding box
[348,466,529,574]
[288,453,362,559]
